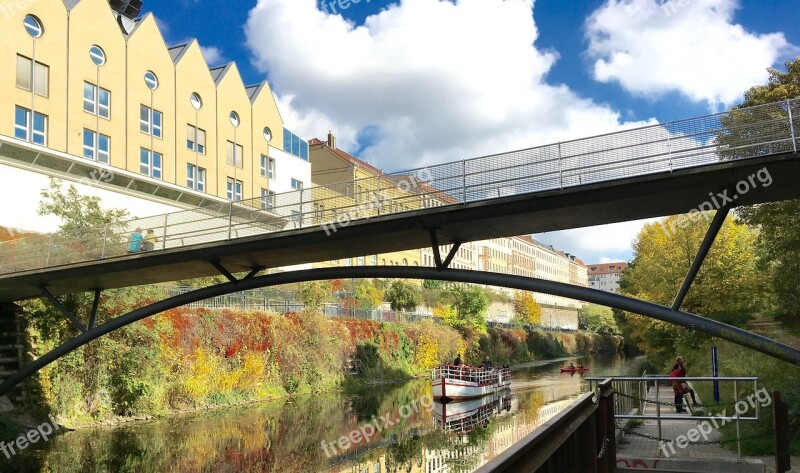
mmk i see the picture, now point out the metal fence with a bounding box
[1,99,797,275]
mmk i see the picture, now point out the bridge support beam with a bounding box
[672,208,729,311]
[38,286,88,334]
[428,228,463,271]
[4,267,800,396]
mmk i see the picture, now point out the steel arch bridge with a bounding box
[2,265,799,396]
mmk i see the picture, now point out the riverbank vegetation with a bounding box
[618,62,800,454]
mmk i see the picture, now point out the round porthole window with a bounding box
[24,15,43,38]
[230,111,240,127]
[263,127,272,142]
[144,71,159,90]
[89,45,106,66]
[190,92,203,110]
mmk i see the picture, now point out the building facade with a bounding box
[1,0,310,212]
[587,262,628,294]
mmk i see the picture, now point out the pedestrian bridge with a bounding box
[1,99,798,302]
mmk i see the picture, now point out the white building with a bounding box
[587,262,628,294]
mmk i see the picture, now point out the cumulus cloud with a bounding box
[200,46,226,67]
[585,0,795,108]
[244,0,652,170]
[535,218,661,264]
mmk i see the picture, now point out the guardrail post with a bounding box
[788,99,797,153]
[100,225,108,258]
[461,160,467,203]
[597,379,616,473]
[667,133,673,172]
[734,379,742,459]
[161,214,168,250]
[227,201,234,240]
[45,234,53,267]
[558,142,563,189]
[656,380,662,457]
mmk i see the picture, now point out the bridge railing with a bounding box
[475,378,616,473]
[1,99,797,275]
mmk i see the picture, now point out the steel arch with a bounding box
[2,266,799,396]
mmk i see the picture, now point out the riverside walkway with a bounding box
[615,378,767,473]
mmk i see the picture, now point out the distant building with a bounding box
[587,262,628,294]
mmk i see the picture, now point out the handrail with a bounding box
[1,98,797,275]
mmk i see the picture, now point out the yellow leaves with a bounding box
[414,334,439,370]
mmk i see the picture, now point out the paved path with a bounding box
[616,380,768,472]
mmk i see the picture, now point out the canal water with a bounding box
[3,354,644,472]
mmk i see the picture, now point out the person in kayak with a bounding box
[567,362,575,369]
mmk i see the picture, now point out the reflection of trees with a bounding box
[5,394,349,472]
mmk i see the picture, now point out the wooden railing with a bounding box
[475,379,616,473]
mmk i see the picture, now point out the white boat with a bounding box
[431,365,511,401]
[433,388,513,433]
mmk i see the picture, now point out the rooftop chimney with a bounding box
[327,131,336,149]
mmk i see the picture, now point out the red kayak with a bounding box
[560,367,589,373]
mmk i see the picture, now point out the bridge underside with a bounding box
[1,266,799,396]
[1,153,799,302]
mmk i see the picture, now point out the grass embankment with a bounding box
[12,307,623,432]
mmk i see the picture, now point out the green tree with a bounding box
[39,177,130,233]
[449,286,490,333]
[513,291,541,325]
[385,280,421,312]
[620,214,764,364]
[717,59,800,319]
[353,279,384,310]
[299,281,332,309]
[578,304,619,334]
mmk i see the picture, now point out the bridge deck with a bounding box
[1,153,799,302]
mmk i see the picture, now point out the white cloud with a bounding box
[585,0,795,108]
[244,0,653,171]
[200,46,225,67]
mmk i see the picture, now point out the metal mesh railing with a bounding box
[1,99,797,275]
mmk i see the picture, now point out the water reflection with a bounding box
[2,354,642,472]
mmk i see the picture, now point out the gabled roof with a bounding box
[309,138,384,177]
[63,0,81,10]
[209,64,230,84]
[168,42,191,63]
[245,83,264,101]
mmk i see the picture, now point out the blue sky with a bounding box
[147,0,799,264]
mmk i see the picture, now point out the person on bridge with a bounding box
[483,356,492,370]
[670,356,698,412]
[143,229,158,251]
[453,354,462,366]
[674,356,698,406]
[127,228,143,254]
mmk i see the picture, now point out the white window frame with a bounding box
[14,106,47,145]
[16,55,48,97]
[187,124,206,154]
[291,178,303,190]
[227,177,243,201]
[140,148,163,180]
[83,82,110,119]
[82,129,110,164]
[140,105,163,138]
[226,141,243,168]
[187,163,206,192]
[261,188,276,210]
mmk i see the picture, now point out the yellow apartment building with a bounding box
[0,0,310,213]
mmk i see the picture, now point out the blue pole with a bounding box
[712,345,720,403]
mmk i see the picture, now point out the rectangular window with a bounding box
[187,163,206,192]
[186,125,206,154]
[140,105,162,138]
[260,155,275,178]
[83,82,110,119]
[227,177,243,201]
[140,148,162,180]
[291,179,303,190]
[16,55,49,97]
[226,141,243,168]
[261,188,276,210]
[82,129,110,163]
[282,128,309,160]
[14,106,47,145]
